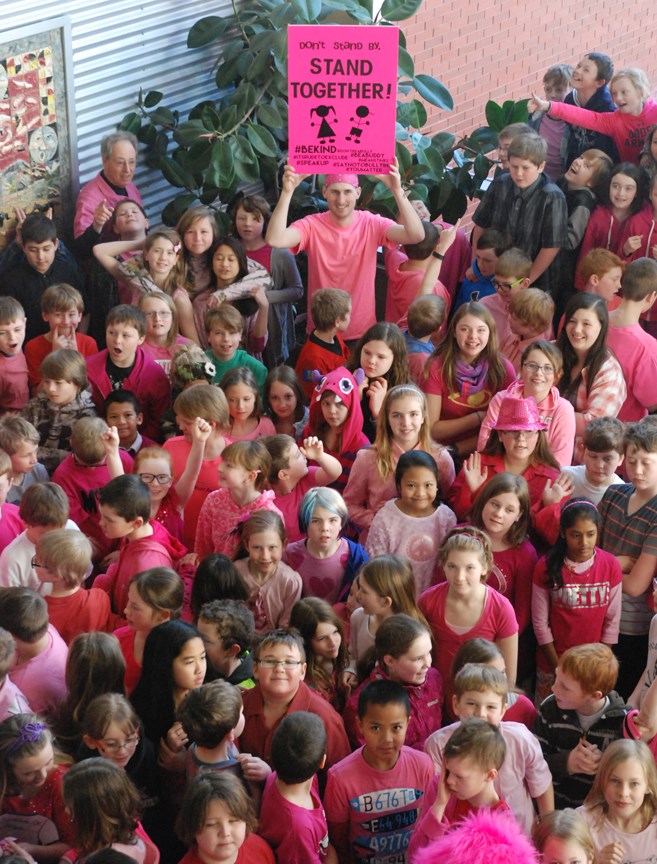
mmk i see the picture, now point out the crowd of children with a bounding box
[1,48,657,864]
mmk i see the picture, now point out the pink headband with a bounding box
[561,499,598,514]
[324,173,359,188]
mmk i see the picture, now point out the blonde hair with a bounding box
[41,283,85,315]
[133,445,173,474]
[0,417,39,455]
[584,739,657,830]
[71,417,108,465]
[359,555,429,627]
[139,290,180,349]
[611,67,651,101]
[143,228,185,297]
[174,385,230,430]
[0,449,12,479]
[37,529,92,588]
[438,527,493,578]
[509,288,554,333]
[374,384,432,482]
[221,441,271,492]
[532,809,595,862]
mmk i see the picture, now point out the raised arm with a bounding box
[376,159,424,245]
[93,237,144,278]
[175,417,211,507]
[416,219,461,297]
[265,165,307,248]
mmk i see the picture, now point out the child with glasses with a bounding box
[480,248,532,346]
[35,528,122,645]
[239,629,350,784]
[138,291,189,376]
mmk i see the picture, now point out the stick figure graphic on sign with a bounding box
[345,106,371,143]
[310,105,337,143]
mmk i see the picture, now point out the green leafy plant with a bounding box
[119,0,524,227]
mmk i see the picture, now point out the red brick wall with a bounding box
[404,1,657,141]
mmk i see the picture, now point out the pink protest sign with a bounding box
[288,25,399,175]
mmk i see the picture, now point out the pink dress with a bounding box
[233,558,303,634]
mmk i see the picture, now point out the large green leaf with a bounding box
[412,75,453,110]
[257,102,284,130]
[395,141,412,176]
[410,131,432,151]
[246,124,278,157]
[144,91,163,109]
[289,0,322,22]
[474,152,491,181]
[416,145,445,179]
[246,49,273,82]
[397,99,426,129]
[187,16,228,49]
[149,106,176,127]
[119,113,141,134]
[485,100,505,131]
[207,139,235,188]
[511,99,530,123]
[380,0,423,21]
[160,157,195,189]
[231,82,257,117]
[184,139,213,173]
[398,46,414,79]
[431,131,456,156]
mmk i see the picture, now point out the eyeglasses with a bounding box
[144,310,172,319]
[30,556,45,569]
[99,733,139,753]
[256,659,304,669]
[498,430,539,439]
[138,473,172,485]
[522,361,555,375]
[494,276,524,292]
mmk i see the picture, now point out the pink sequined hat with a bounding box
[491,396,547,432]
[324,173,359,188]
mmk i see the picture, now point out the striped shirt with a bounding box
[599,484,657,635]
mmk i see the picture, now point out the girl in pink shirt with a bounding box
[419,527,519,719]
[138,292,189,375]
[114,567,184,694]
[469,472,537,636]
[177,207,219,346]
[366,451,457,595]
[61,758,159,864]
[290,597,349,712]
[233,510,302,634]
[194,441,281,561]
[344,383,454,543]
[0,714,75,861]
[422,301,515,455]
[176,772,274,864]
[221,367,276,442]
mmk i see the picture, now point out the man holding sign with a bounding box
[266,161,424,341]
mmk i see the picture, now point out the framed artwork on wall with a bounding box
[0,16,77,249]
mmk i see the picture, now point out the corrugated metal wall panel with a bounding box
[3,0,236,226]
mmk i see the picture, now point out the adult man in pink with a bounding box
[73,131,143,256]
[266,160,424,342]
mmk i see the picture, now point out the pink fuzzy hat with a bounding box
[413,809,539,864]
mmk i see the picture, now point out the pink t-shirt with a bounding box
[292,210,396,340]
[284,537,351,604]
[424,719,551,835]
[480,292,512,344]
[607,321,657,421]
[423,355,515,423]
[273,467,321,542]
[324,746,433,863]
[163,436,225,549]
[258,773,329,864]
[384,247,450,329]
[418,583,518,717]
[141,336,189,375]
[9,625,68,719]
[0,352,28,412]
[488,540,538,634]
[229,416,277,442]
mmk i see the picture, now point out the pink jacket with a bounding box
[74,173,142,238]
[478,380,576,467]
[86,347,171,441]
[95,521,186,614]
[548,98,657,163]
